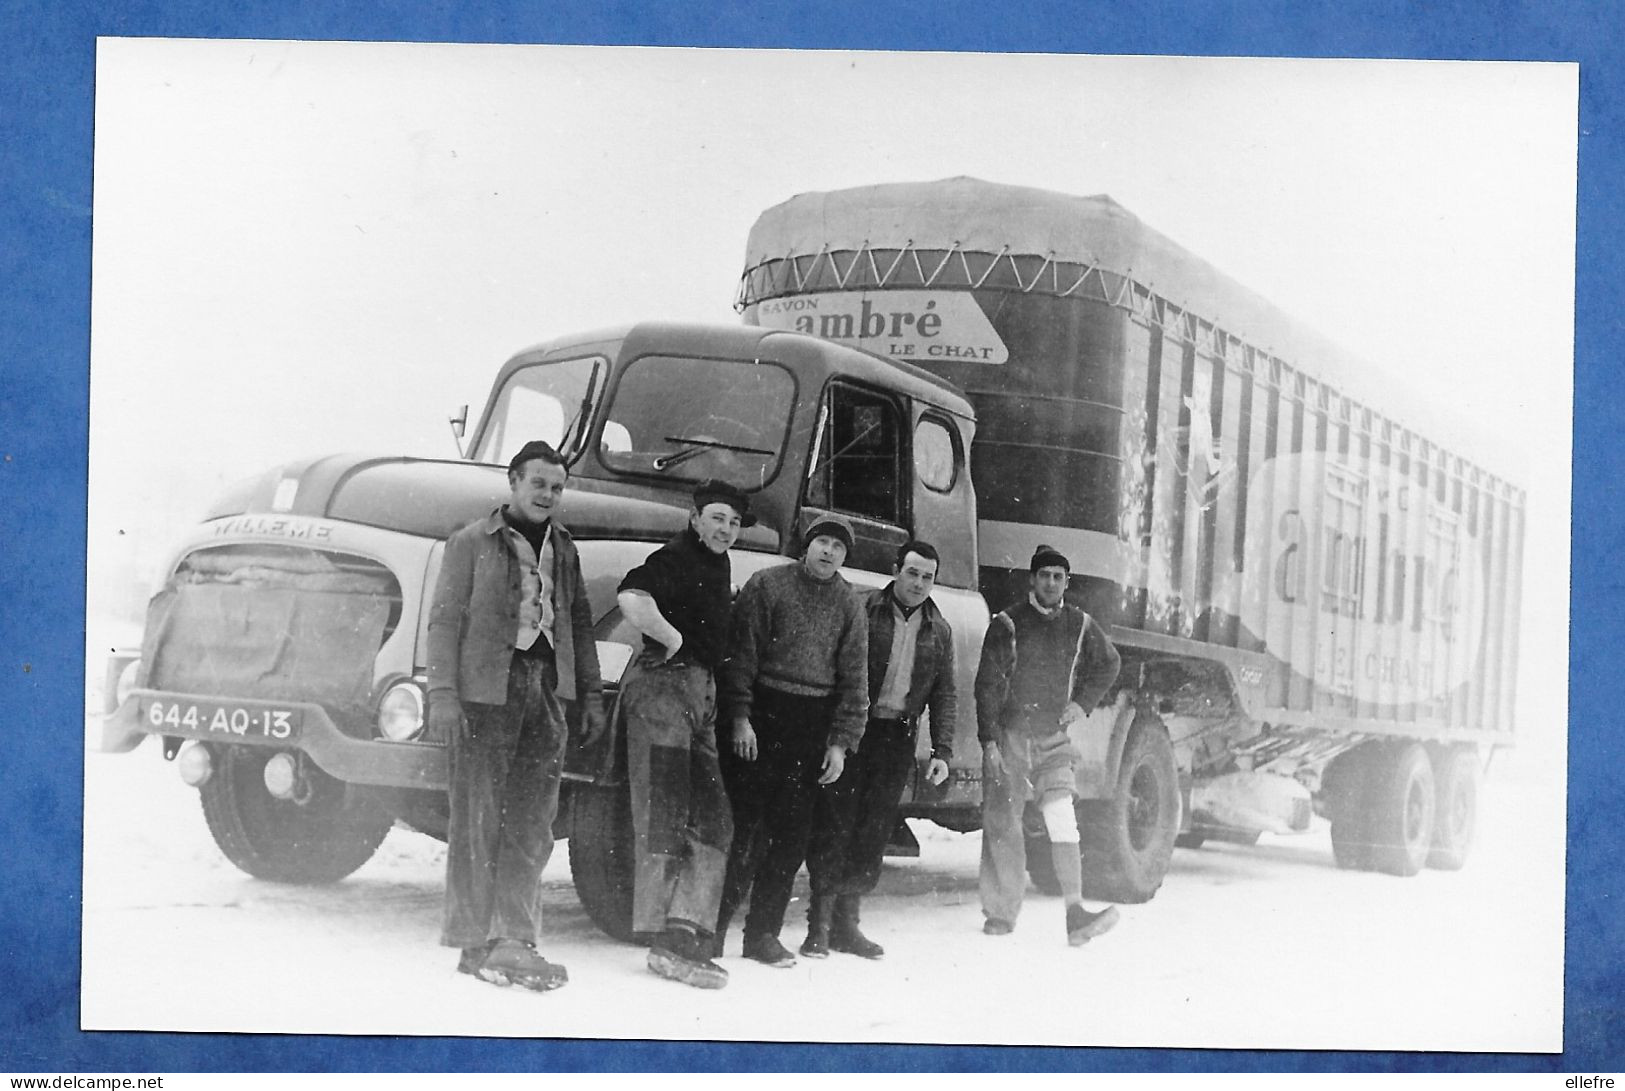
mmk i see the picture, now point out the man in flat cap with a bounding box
[427,439,605,991]
[715,513,869,967]
[976,544,1122,946]
[615,479,755,989]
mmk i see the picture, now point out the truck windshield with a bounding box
[598,355,794,488]
[472,355,606,467]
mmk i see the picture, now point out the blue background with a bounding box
[1,0,1618,1074]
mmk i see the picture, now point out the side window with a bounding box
[914,415,958,493]
[806,384,903,525]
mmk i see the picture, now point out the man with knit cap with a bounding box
[715,513,869,967]
[976,544,1122,946]
[616,479,753,990]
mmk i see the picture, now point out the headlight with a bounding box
[115,659,141,706]
[376,681,425,741]
[104,655,141,714]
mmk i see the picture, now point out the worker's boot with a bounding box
[830,893,884,959]
[800,894,833,958]
[1065,903,1120,947]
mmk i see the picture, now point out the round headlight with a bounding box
[377,681,425,741]
[114,658,142,707]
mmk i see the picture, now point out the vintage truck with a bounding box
[101,178,1524,939]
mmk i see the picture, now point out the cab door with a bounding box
[800,380,909,576]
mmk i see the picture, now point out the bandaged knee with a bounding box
[1041,794,1079,844]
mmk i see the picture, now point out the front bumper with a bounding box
[103,688,448,791]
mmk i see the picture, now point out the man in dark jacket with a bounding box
[615,479,751,990]
[802,540,955,960]
[976,544,1121,946]
[715,513,869,968]
[426,439,605,991]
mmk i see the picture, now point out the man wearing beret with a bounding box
[426,439,605,991]
[976,544,1122,947]
[615,479,753,989]
[715,513,869,967]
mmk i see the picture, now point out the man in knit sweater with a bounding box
[715,513,869,967]
[976,544,1122,946]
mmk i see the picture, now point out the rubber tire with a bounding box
[567,780,638,943]
[199,745,393,884]
[1325,745,1377,871]
[1366,741,1437,877]
[1076,719,1180,903]
[1426,745,1480,871]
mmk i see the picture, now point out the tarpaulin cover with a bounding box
[139,577,390,721]
[743,177,1511,482]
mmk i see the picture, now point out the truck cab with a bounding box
[102,322,989,934]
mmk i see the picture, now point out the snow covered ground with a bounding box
[80,705,1565,1053]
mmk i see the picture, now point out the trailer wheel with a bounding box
[1077,718,1179,903]
[1324,746,1376,871]
[567,780,639,943]
[199,745,393,884]
[1366,741,1436,877]
[1426,745,1480,871]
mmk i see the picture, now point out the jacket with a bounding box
[864,584,957,762]
[974,598,1120,746]
[426,507,603,709]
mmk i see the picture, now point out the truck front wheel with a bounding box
[199,746,393,884]
[1076,718,1180,903]
[566,781,638,943]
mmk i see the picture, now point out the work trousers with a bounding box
[979,727,1077,925]
[441,651,568,949]
[718,686,834,940]
[807,716,916,899]
[621,655,733,936]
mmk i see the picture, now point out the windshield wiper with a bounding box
[556,370,601,456]
[653,435,774,472]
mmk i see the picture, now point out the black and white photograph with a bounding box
[82,40,1576,1051]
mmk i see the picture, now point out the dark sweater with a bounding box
[617,527,732,670]
[973,597,1121,745]
[719,562,869,751]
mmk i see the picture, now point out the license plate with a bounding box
[142,697,302,742]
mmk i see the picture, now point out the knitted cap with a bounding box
[803,512,856,553]
[1030,544,1070,573]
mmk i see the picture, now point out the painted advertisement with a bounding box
[751,290,1009,365]
[1238,451,1489,716]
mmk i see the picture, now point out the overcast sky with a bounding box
[88,41,1577,759]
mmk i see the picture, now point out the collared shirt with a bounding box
[499,517,555,652]
[873,595,923,719]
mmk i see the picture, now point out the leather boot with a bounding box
[800,895,833,958]
[830,893,884,959]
